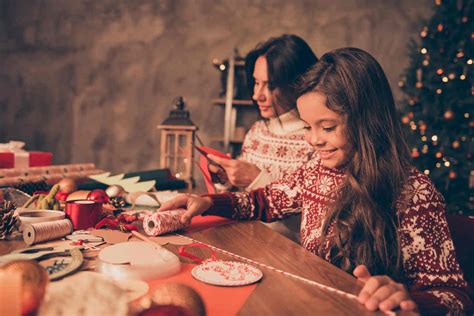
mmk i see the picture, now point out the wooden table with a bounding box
[0,220,415,316]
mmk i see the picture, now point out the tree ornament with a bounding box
[420,27,428,38]
[402,116,410,124]
[411,148,420,158]
[105,185,125,198]
[449,171,457,179]
[419,122,427,132]
[0,200,17,240]
[437,24,443,32]
[444,110,454,119]
[408,112,414,119]
[452,140,461,149]
[435,152,443,158]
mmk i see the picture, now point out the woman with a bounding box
[208,34,318,242]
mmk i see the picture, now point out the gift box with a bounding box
[0,141,52,169]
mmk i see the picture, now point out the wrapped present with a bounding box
[0,141,52,169]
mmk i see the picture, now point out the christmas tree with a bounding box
[399,0,473,215]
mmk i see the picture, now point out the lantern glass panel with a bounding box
[166,134,175,158]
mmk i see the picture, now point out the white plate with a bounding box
[191,260,263,286]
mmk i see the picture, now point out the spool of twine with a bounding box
[143,209,186,236]
[23,219,73,245]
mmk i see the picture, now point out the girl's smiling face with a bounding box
[297,91,353,169]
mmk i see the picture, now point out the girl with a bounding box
[208,34,317,242]
[160,48,472,314]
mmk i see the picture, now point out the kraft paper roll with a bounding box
[143,209,186,236]
[23,219,73,245]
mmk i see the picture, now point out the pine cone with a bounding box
[109,196,126,210]
[0,200,18,240]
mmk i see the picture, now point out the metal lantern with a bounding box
[157,97,197,187]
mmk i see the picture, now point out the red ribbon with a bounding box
[65,200,102,230]
[178,242,217,264]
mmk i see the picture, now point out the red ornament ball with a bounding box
[87,189,109,204]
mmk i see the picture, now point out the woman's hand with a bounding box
[208,154,261,188]
[157,194,212,226]
[353,265,417,312]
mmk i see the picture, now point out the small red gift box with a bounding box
[0,151,53,169]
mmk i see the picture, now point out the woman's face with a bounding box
[297,91,352,169]
[252,56,288,118]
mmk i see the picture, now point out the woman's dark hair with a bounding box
[245,34,317,116]
[297,48,411,281]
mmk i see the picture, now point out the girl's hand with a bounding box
[208,155,261,188]
[157,194,212,226]
[353,265,417,312]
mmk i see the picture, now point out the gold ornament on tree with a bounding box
[419,122,427,132]
[416,68,423,88]
[444,110,454,119]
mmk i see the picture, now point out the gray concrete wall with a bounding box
[0,0,432,175]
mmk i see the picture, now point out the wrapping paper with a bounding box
[0,163,97,178]
[0,151,52,169]
[143,209,186,236]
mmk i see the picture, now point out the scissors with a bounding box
[194,146,228,184]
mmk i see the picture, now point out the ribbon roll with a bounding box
[143,209,186,236]
[66,200,102,230]
[23,219,73,245]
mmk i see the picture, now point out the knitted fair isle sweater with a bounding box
[204,157,472,315]
[240,109,313,191]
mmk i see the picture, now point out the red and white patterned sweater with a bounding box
[240,109,313,190]
[205,156,472,314]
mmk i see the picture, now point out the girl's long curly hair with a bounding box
[297,48,412,280]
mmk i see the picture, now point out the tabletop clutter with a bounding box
[0,174,263,316]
